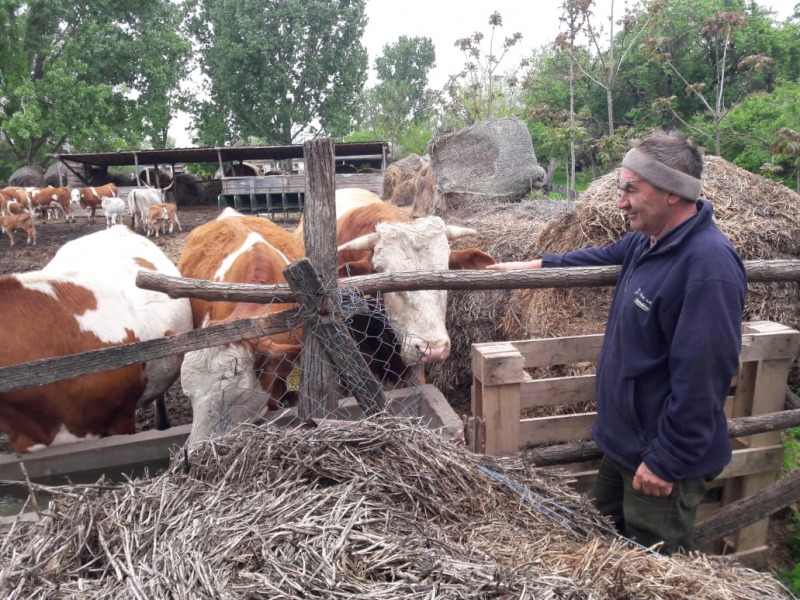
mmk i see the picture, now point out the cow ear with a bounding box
[449,248,496,270]
[337,261,374,278]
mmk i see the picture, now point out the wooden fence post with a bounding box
[297,138,339,418]
[470,342,524,455]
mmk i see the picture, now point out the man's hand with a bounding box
[485,259,543,271]
[633,462,674,497]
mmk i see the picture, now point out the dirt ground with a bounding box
[0,203,796,580]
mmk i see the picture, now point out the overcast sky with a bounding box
[169,0,797,146]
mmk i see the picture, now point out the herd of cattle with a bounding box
[0,183,182,244]
[0,187,495,452]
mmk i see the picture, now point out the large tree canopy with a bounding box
[0,0,190,170]
[187,0,368,145]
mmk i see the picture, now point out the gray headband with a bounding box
[621,148,702,201]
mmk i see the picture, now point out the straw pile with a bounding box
[502,155,800,383]
[0,417,790,599]
[427,199,572,409]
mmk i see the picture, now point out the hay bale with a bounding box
[0,418,789,598]
[382,154,425,206]
[427,200,571,408]
[410,160,439,216]
[428,118,547,206]
[503,155,800,382]
[8,165,45,187]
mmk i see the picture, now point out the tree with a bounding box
[371,36,436,144]
[186,0,368,145]
[556,0,591,194]
[724,80,800,188]
[646,8,774,155]
[0,0,190,169]
[570,0,656,137]
[439,12,523,125]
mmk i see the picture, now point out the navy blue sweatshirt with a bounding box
[542,200,746,481]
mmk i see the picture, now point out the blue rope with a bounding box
[476,463,657,554]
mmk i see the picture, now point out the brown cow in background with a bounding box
[70,183,118,224]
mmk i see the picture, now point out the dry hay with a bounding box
[383,154,425,207]
[0,417,790,599]
[427,200,571,409]
[410,160,439,216]
[502,156,800,385]
[8,165,45,187]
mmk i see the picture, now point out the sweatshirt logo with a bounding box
[633,288,652,313]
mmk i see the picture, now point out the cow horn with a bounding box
[159,178,175,192]
[445,225,478,240]
[338,232,380,252]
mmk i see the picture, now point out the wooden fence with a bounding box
[467,320,800,566]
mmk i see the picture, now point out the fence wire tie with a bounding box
[475,464,658,555]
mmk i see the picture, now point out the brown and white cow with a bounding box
[296,188,494,367]
[1,187,32,212]
[0,226,193,453]
[0,212,36,246]
[128,188,163,232]
[145,202,182,238]
[31,186,74,222]
[70,183,118,224]
[178,208,303,444]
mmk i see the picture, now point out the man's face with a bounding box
[616,167,673,239]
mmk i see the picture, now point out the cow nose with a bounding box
[419,340,450,363]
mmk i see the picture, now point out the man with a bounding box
[488,132,747,553]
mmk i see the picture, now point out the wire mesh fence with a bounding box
[185,285,428,441]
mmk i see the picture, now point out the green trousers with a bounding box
[592,456,719,554]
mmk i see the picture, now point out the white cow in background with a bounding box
[127,188,164,232]
[101,196,127,228]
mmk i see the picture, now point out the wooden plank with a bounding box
[520,412,596,446]
[471,343,524,386]
[480,382,521,455]
[739,328,800,362]
[750,359,793,447]
[520,374,595,410]
[0,425,191,481]
[734,471,780,555]
[509,334,604,368]
[541,445,784,498]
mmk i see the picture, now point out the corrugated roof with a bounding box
[50,141,389,168]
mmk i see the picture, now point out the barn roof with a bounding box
[50,141,389,168]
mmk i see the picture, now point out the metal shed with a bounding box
[50,141,389,213]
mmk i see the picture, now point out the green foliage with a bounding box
[722,80,800,187]
[186,0,368,145]
[358,35,436,151]
[0,0,190,169]
[435,12,524,127]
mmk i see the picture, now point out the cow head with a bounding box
[337,216,484,365]
[70,188,81,205]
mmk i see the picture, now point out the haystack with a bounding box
[426,199,571,409]
[0,418,789,598]
[502,156,800,382]
[382,153,425,206]
[8,165,45,187]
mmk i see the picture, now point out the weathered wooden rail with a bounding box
[3,259,799,395]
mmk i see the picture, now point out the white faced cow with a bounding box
[0,226,193,453]
[71,184,117,224]
[127,188,164,232]
[315,188,495,367]
[178,208,303,444]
